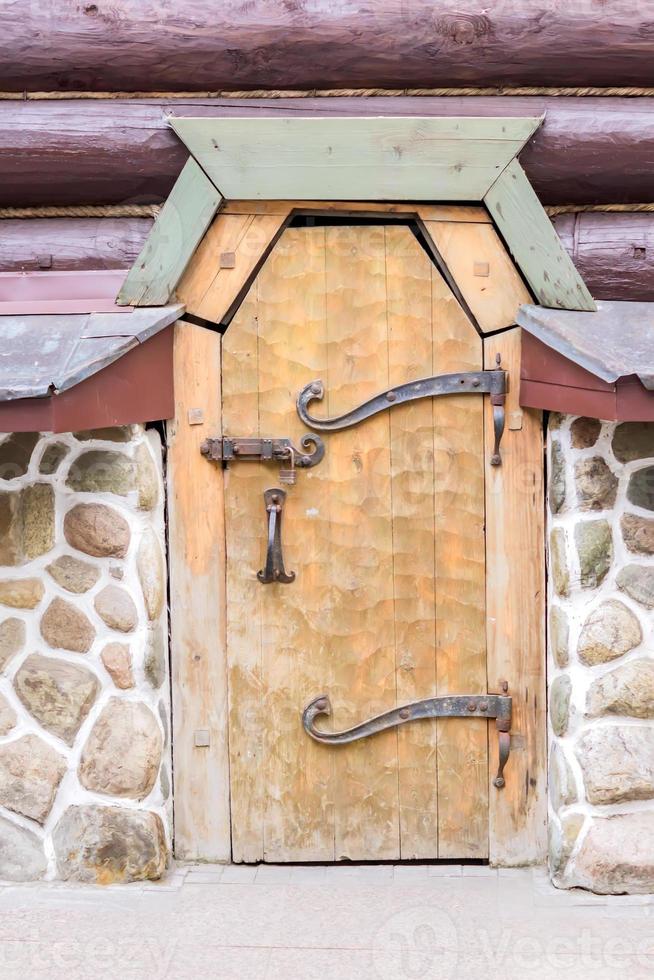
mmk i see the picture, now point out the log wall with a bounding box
[2,213,652,303]
[2,97,653,208]
[0,1,652,91]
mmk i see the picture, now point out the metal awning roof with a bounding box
[517,301,654,390]
[0,304,183,401]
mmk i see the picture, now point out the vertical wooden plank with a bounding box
[485,159,596,312]
[385,226,439,859]
[118,158,222,307]
[431,269,488,860]
[255,227,336,862]
[422,220,532,334]
[221,280,266,863]
[168,320,230,861]
[484,328,547,866]
[326,225,400,861]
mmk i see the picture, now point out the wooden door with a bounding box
[223,223,491,863]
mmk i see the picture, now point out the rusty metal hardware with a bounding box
[303,691,512,788]
[257,488,295,585]
[278,446,297,485]
[297,362,507,465]
[201,434,325,468]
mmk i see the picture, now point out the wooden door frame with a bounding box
[168,201,547,866]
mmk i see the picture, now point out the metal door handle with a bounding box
[257,488,295,585]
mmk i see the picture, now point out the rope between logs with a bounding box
[2,86,654,100]
[0,204,653,219]
[0,205,161,219]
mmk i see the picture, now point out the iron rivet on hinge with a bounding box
[399,707,410,720]
[386,391,397,402]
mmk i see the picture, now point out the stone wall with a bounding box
[0,427,170,883]
[548,416,654,894]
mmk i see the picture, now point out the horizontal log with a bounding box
[1,1,653,91]
[2,212,653,303]
[0,217,153,271]
[2,96,654,208]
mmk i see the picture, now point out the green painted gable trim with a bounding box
[117,157,222,307]
[118,115,595,313]
[169,115,541,201]
[484,159,595,312]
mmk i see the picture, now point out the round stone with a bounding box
[621,513,654,555]
[0,814,46,881]
[144,623,166,689]
[549,528,570,597]
[66,450,135,496]
[549,440,566,514]
[53,805,167,884]
[549,605,569,668]
[576,726,654,804]
[78,698,162,800]
[570,417,601,449]
[64,503,130,558]
[549,674,572,736]
[40,597,95,653]
[137,528,165,621]
[94,585,138,633]
[0,734,66,824]
[575,519,613,589]
[100,642,134,690]
[0,617,25,670]
[549,742,577,810]
[577,599,642,665]
[627,465,654,511]
[46,555,101,594]
[612,422,654,463]
[14,654,100,745]
[574,456,618,511]
[38,441,69,475]
[0,433,39,481]
[587,659,654,718]
[135,441,159,511]
[569,812,654,894]
[0,693,16,736]
[0,578,44,609]
[617,564,654,609]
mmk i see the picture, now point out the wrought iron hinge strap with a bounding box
[297,367,507,465]
[303,692,512,788]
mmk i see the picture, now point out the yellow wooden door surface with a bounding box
[223,224,488,863]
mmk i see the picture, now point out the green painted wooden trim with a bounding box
[170,116,542,201]
[484,159,596,312]
[117,157,222,307]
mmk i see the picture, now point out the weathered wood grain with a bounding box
[0,217,153,272]
[2,2,653,91]
[171,115,540,201]
[485,159,596,312]
[430,263,488,859]
[484,328,547,866]
[117,158,221,306]
[178,211,291,322]
[168,321,230,861]
[3,97,654,208]
[385,226,439,859]
[423,219,532,332]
